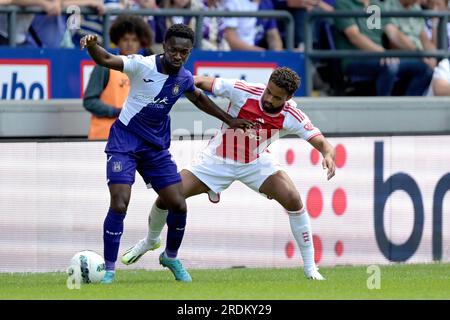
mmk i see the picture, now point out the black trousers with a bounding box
[0,34,9,45]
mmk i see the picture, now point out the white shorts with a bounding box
[186,151,282,195]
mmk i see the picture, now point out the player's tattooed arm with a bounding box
[309,135,336,180]
[80,34,124,72]
[185,88,254,130]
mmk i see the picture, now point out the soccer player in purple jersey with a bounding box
[80,24,253,283]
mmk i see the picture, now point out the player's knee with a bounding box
[155,197,168,210]
[110,194,130,213]
[284,189,303,211]
[166,197,187,214]
[111,202,128,214]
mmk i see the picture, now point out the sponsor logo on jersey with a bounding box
[144,96,170,109]
[253,121,263,131]
[135,94,171,109]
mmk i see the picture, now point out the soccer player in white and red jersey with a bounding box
[122,67,336,280]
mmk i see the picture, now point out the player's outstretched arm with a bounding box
[309,135,336,181]
[185,88,254,129]
[80,35,124,72]
[194,75,214,92]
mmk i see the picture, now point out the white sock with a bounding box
[146,203,168,245]
[288,208,316,271]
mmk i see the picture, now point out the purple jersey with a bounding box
[118,54,195,150]
[255,0,278,46]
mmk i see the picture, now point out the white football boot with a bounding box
[121,238,161,265]
[304,266,326,280]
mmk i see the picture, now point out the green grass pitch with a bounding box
[0,263,449,300]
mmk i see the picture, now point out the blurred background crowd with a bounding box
[1,0,450,97]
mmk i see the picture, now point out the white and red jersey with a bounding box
[204,78,322,163]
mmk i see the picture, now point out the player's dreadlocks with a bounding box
[164,23,195,45]
[269,67,301,96]
[109,14,153,50]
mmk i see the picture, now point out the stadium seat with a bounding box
[317,21,376,96]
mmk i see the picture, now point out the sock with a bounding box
[164,211,186,258]
[105,262,116,273]
[103,208,126,271]
[146,203,168,245]
[288,208,316,271]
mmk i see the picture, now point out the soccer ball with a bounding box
[67,250,106,284]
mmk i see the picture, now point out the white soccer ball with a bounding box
[67,250,106,284]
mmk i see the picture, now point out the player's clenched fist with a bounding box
[80,35,98,50]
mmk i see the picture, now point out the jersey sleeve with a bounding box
[185,72,196,93]
[283,103,322,141]
[211,77,239,101]
[120,54,145,77]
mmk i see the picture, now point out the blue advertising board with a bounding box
[0,48,305,99]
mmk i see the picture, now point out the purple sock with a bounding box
[103,208,126,271]
[165,211,186,258]
[105,261,116,272]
